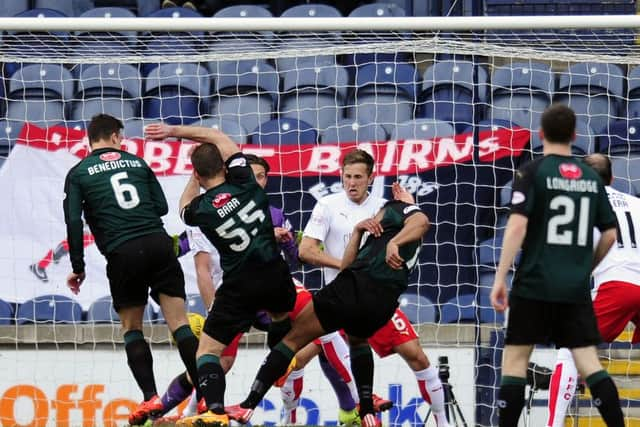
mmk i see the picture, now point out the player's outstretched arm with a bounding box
[592,227,616,271]
[491,213,528,312]
[386,209,429,270]
[179,175,200,221]
[145,123,240,162]
[63,170,87,292]
[194,251,215,309]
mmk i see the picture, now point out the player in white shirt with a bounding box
[297,149,450,427]
[546,153,640,427]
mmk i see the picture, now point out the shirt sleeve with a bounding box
[509,165,536,217]
[385,200,424,221]
[63,168,85,274]
[181,194,205,227]
[596,184,617,231]
[303,199,331,242]
[225,152,256,187]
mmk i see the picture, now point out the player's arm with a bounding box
[193,251,215,309]
[148,167,169,216]
[62,169,86,291]
[386,207,430,270]
[179,175,200,224]
[341,210,385,270]
[593,227,616,271]
[145,123,239,162]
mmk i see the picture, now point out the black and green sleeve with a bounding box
[63,166,85,274]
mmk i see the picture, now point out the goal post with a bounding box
[0,14,638,427]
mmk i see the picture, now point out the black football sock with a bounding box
[587,370,624,427]
[197,354,226,415]
[267,317,292,349]
[497,376,526,427]
[124,330,157,401]
[242,342,295,409]
[350,344,374,416]
[173,325,201,399]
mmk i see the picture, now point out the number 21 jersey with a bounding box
[181,153,279,279]
[509,154,616,303]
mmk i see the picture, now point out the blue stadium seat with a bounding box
[196,117,248,144]
[391,118,455,140]
[143,63,210,125]
[477,236,502,272]
[77,7,137,47]
[280,65,349,130]
[16,295,83,324]
[556,62,625,134]
[419,60,488,133]
[0,1,28,16]
[251,118,318,145]
[598,119,640,155]
[320,120,388,144]
[348,63,418,134]
[439,293,477,324]
[35,0,83,16]
[611,155,640,196]
[7,64,73,126]
[488,62,554,131]
[398,293,436,324]
[211,62,278,134]
[530,119,595,155]
[0,120,22,157]
[123,119,148,138]
[628,66,640,119]
[214,4,272,17]
[0,299,14,324]
[87,295,155,323]
[282,4,342,17]
[72,63,142,122]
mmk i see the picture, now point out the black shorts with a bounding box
[203,257,296,345]
[312,269,400,339]
[106,232,185,312]
[505,294,601,348]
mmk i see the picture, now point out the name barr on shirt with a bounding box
[212,193,240,218]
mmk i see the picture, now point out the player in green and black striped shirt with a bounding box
[490,104,624,427]
[63,114,199,426]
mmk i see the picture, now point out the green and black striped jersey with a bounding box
[510,154,617,303]
[63,148,168,274]
[182,153,280,280]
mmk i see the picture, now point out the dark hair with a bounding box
[584,153,612,184]
[191,144,224,178]
[540,104,576,145]
[87,114,123,146]
[342,149,374,175]
[245,153,270,174]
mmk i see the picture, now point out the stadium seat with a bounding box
[627,66,640,119]
[87,295,155,323]
[477,235,502,272]
[211,61,278,134]
[251,118,318,145]
[196,117,249,144]
[611,155,640,196]
[530,119,595,155]
[72,63,142,122]
[123,119,148,138]
[282,3,342,17]
[555,62,625,135]
[280,65,349,131]
[77,7,138,49]
[320,119,388,144]
[0,299,14,324]
[488,62,554,131]
[156,293,208,322]
[419,60,488,133]
[398,293,436,324]
[0,0,28,16]
[390,118,455,140]
[439,293,477,324]
[478,284,506,324]
[0,120,23,157]
[348,63,418,134]
[598,119,640,155]
[214,4,272,17]
[7,64,74,126]
[34,0,84,16]
[143,63,210,125]
[16,294,83,324]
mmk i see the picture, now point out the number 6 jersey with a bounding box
[509,154,616,303]
[181,152,280,279]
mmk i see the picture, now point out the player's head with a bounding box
[341,149,375,204]
[245,154,270,189]
[87,114,123,148]
[584,153,613,185]
[191,143,224,183]
[539,104,576,145]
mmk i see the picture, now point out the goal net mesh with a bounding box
[0,24,638,427]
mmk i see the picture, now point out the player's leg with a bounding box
[280,342,318,424]
[346,335,378,427]
[498,344,534,427]
[318,332,359,403]
[546,348,578,427]
[571,346,624,427]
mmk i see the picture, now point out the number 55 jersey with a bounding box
[181,152,280,279]
[509,154,617,304]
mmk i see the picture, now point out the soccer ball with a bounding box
[187,312,205,339]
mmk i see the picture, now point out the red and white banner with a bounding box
[0,123,529,309]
